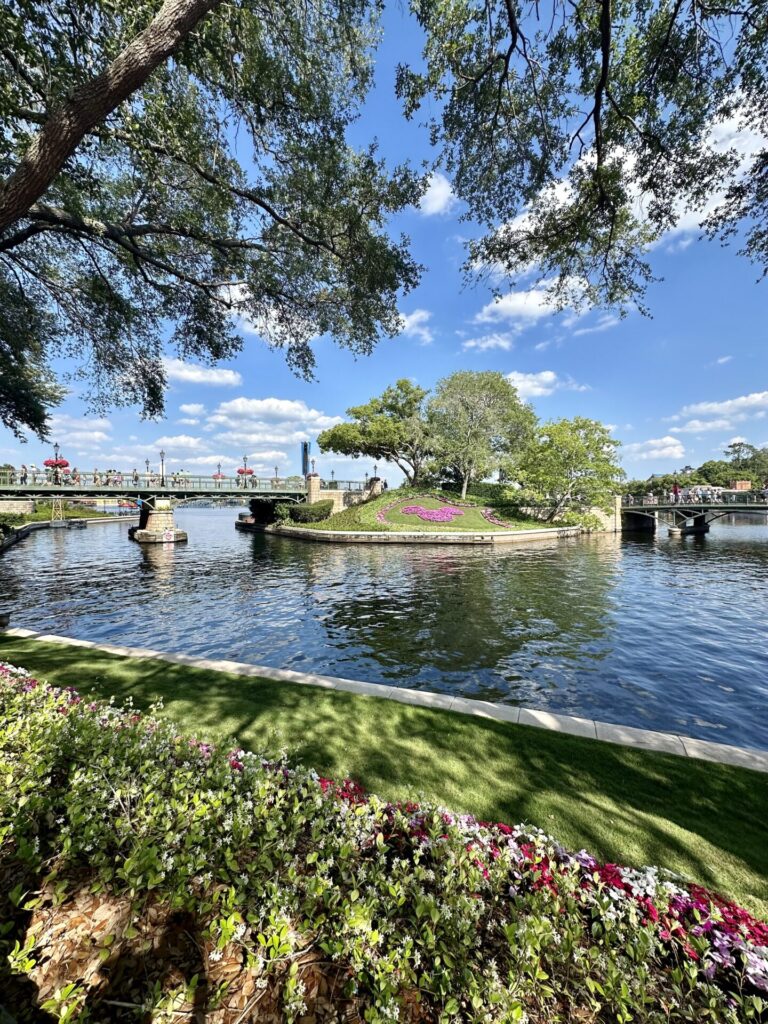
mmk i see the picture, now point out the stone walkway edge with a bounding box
[3,627,767,774]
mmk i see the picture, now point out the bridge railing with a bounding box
[320,479,366,491]
[0,470,307,492]
[622,491,768,506]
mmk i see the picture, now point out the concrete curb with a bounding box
[2,628,767,774]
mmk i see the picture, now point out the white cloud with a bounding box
[167,454,235,467]
[209,397,341,429]
[572,314,620,337]
[206,396,344,451]
[670,417,741,434]
[716,355,733,365]
[48,414,113,451]
[154,434,208,450]
[476,288,560,326]
[162,358,242,387]
[462,332,515,352]
[662,113,765,241]
[419,173,456,216]
[624,436,686,461]
[177,417,200,426]
[665,236,694,254]
[680,391,768,418]
[506,370,589,399]
[49,413,112,433]
[214,430,311,447]
[180,403,206,415]
[399,309,434,345]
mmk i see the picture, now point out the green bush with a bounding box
[273,501,292,524]
[288,499,334,523]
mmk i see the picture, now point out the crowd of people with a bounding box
[627,483,768,504]
[1,466,283,488]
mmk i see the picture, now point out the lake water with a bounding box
[1,509,767,749]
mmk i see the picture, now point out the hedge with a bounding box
[288,499,334,523]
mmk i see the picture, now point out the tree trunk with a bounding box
[0,0,221,236]
[460,474,469,499]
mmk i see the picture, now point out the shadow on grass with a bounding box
[2,636,767,917]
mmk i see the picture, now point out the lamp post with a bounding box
[217,461,222,490]
[53,442,60,461]
[145,459,150,476]
[373,463,378,478]
[159,449,166,488]
[330,469,335,481]
[311,458,316,474]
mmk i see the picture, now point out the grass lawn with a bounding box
[1,633,766,918]
[0,502,112,529]
[292,488,556,533]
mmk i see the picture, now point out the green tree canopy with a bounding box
[398,0,768,313]
[520,417,623,520]
[317,379,432,484]
[427,371,535,498]
[0,0,422,438]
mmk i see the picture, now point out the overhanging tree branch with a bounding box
[0,0,222,236]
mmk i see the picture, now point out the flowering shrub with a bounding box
[1,660,767,1023]
[401,504,465,523]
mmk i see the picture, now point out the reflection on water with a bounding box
[1,510,767,749]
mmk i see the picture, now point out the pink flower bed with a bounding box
[401,504,465,523]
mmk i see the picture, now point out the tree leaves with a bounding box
[0,0,423,437]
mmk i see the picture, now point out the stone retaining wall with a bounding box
[268,524,582,545]
[0,499,35,514]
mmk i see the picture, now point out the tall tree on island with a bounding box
[428,371,535,499]
[0,0,422,438]
[520,418,623,521]
[317,379,432,485]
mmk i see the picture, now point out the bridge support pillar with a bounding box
[669,513,709,537]
[621,511,657,532]
[129,499,187,544]
[306,474,321,503]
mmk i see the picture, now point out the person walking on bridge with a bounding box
[19,464,27,485]
[672,480,681,504]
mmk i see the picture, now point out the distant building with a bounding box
[730,480,752,491]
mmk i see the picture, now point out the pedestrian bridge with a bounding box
[622,495,768,535]
[0,471,365,503]
[0,469,371,543]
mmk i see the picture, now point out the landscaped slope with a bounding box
[286,489,560,533]
[1,660,767,1023]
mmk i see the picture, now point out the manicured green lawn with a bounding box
[2,634,766,917]
[295,489,554,533]
[0,502,111,529]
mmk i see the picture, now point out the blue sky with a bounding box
[1,4,766,483]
